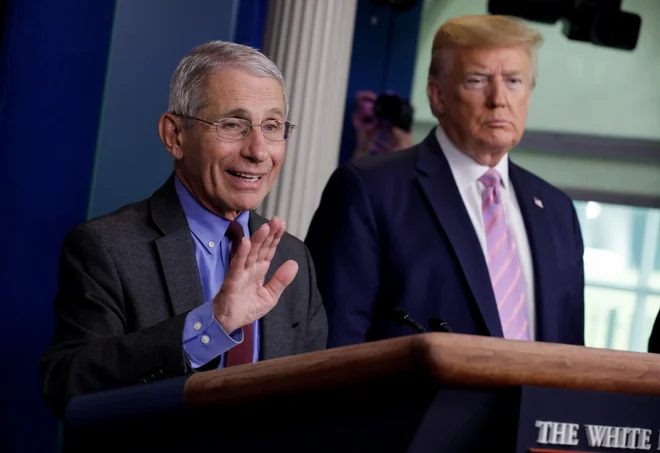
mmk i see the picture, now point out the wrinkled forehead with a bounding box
[202,68,286,118]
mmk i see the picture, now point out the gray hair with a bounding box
[168,41,288,121]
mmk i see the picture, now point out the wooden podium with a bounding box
[63,333,660,453]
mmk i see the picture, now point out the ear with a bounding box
[158,113,185,160]
[427,77,445,117]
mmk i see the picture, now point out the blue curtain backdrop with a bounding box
[234,0,269,49]
[0,0,116,451]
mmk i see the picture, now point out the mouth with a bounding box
[485,119,509,126]
[226,170,265,182]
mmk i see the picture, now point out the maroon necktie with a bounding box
[224,221,254,367]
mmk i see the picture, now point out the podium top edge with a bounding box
[183,333,660,407]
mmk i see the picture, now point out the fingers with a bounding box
[264,260,299,300]
[232,217,286,274]
[245,223,270,268]
[246,217,284,267]
[264,219,286,263]
[258,217,283,262]
[224,237,250,280]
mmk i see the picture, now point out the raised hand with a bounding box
[213,216,298,333]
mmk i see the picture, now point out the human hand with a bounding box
[213,217,298,333]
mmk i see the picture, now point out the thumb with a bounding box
[264,260,299,300]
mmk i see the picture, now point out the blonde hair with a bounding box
[428,15,543,85]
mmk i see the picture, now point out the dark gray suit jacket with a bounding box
[40,175,327,418]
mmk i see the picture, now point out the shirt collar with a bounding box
[434,125,510,191]
[174,175,250,253]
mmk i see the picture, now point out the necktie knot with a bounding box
[479,169,501,189]
[226,220,244,256]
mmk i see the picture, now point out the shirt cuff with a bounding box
[183,301,243,369]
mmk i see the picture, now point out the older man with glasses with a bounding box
[40,41,327,419]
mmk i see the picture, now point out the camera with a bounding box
[487,0,642,51]
[370,0,419,12]
[373,92,414,132]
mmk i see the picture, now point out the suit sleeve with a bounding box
[303,245,329,352]
[568,202,586,346]
[40,226,192,419]
[305,163,381,348]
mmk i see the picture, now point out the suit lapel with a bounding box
[416,134,503,337]
[509,163,558,342]
[150,174,205,315]
[248,213,289,360]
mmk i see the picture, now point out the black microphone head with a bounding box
[389,307,427,334]
[390,307,411,325]
[429,317,453,333]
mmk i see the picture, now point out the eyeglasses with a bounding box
[173,113,296,142]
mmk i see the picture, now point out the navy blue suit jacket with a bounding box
[305,130,585,348]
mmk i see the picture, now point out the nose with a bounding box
[240,126,269,163]
[487,78,507,109]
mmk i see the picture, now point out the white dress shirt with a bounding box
[435,126,536,340]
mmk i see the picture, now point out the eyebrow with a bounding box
[465,70,525,78]
[216,107,284,119]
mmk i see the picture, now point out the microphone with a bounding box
[429,316,453,333]
[390,307,428,334]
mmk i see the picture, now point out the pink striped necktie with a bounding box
[480,169,530,341]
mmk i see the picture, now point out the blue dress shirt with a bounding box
[175,176,260,369]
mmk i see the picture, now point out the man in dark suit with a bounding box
[306,15,584,348]
[41,41,327,418]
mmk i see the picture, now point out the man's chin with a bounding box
[224,193,266,214]
[481,133,520,151]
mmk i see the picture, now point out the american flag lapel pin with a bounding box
[534,197,544,209]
